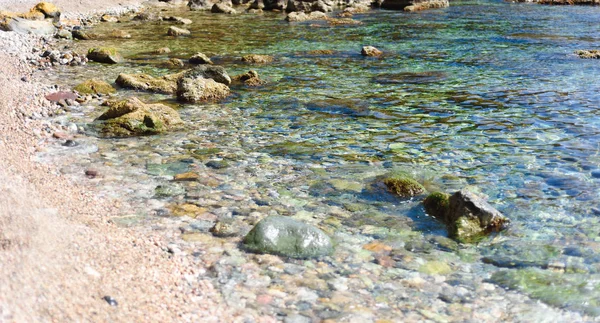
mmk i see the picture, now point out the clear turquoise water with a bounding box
[52,0,600,314]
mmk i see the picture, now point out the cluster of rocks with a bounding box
[31,48,88,68]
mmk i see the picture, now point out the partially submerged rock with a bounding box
[241,54,274,64]
[423,189,510,243]
[177,76,230,102]
[189,52,213,64]
[361,45,382,57]
[232,70,266,86]
[381,0,449,11]
[211,2,238,14]
[575,50,600,59]
[167,26,191,36]
[95,97,182,137]
[183,65,232,85]
[243,216,333,258]
[87,47,123,64]
[73,79,116,95]
[162,16,193,25]
[115,72,183,94]
[383,173,426,197]
[285,11,327,22]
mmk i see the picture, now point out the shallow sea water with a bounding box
[41,0,600,317]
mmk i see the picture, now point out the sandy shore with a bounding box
[0,1,233,322]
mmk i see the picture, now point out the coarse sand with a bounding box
[0,1,234,321]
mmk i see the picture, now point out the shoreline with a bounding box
[0,1,233,321]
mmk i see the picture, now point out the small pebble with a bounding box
[102,296,118,306]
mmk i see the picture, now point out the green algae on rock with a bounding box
[95,97,182,137]
[383,173,426,198]
[423,191,450,219]
[73,79,115,95]
[243,216,333,258]
[87,47,123,64]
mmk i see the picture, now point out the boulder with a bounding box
[184,65,231,85]
[31,2,60,19]
[243,216,333,258]
[95,97,182,137]
[211,2,237,13]
[285,11,327,22]
[115,72,183,94]
[424,190,510,242]
[575,50,600,59]
[176,76,230,102]
[167,26,191,36]
[73,79,116,95]
[87,47,123,64]
[383,173,426,198]
[241,54,274,64]
[2,17,55,35]
[188,0,215,10]
[161,58,185,68]
[361,45,382,56]
[189,52,213,64]
[232,70,266,86]
[381,0,449,11]
[287,0,334,12]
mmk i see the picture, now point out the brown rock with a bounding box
[361,46,382,57]
[241,54,274,64]
[173,172,200,181]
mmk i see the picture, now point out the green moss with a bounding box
[423,192,450,219]
[383,174,426,197]
[73,79,116,95]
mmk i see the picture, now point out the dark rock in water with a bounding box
[102,296,118,306]
[423,192,450,218]
[188,0,215,10]
[381,0,449,11]
[287,0,334,12]
[189,52,213,65]
[243,216,333,258]
[87,47,123,64]
[445,189,509,242]
[383,172,426,198]
[184,65,231,85]
[206,160,229,169]
[372,71,446,85]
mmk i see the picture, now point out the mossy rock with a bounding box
[243,216,333,259]
[423,192,450,218]
[383,173,426,198]
[73,79,115,95]
[87,47,123,64]
[95,97,182,137]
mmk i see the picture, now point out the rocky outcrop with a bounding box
[287,0,334,12]
[243,216,333,258]
[575,50,600,59]
[95,97,182,137]
[87,47,123,64]
[176,76,230,102]
[423,190,510,243]
[73,79,115,95]
[381,0,448,11]
[115,72,183,94]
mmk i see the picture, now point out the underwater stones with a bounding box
[154,184,185,197]
[232,70,267,86]
[87,47,123,64]
[73,79,116,95]
[177,77,230,102]
[383,173,426,198]
[189,52,213,64]
[241,54,274,64]
[167,26,191,36]
[115,72,181,94]
[95,97,182,137]
[285,11,327,22]
[243,216,333,258]
[575,50,600,59]
[183,65,232,85]
[168,203,208,217]
[381,0,449,11]
[173,172,200,181]
[361,46,382,57]
[210,219,240,237]
[426,189,509,242]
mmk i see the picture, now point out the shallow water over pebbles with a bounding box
[38,0,600,319]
